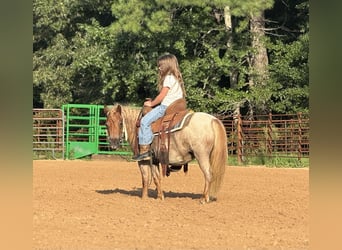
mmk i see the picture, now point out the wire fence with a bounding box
[217,112,309,164]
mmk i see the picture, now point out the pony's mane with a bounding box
[119,105,141,151]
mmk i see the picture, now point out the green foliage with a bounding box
[267,33,309,113]
[33,0,309,117]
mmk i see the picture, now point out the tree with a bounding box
[33,0,114,108]
[266,0,309,114]
[33,0,309,117]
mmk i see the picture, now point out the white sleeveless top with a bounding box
[161,74,183,106]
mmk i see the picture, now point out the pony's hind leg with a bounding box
[151,164,164,200]
[200,169,211,204]
[195,155,212,204]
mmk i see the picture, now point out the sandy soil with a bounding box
[33,159,309,249]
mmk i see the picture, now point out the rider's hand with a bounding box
[144,100,152,107]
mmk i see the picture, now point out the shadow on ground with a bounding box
[96,188,202,199]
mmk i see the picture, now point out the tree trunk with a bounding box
[248,10,269,86]
[224,6,238,89]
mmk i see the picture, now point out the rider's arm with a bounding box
[145,87,169,107]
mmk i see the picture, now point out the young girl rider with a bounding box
[132,54,186,161]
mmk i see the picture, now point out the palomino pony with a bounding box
[104,104,227,203]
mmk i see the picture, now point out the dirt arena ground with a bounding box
[33,159,309,250]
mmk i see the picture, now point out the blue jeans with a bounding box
[138,104,167,145]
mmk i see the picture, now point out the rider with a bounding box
[132,54,186,161]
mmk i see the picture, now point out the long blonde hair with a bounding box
[157,54,186,97]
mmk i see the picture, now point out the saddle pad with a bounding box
[152,111,193,136]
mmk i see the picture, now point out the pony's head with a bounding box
[104,104,124,150]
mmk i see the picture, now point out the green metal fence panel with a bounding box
[63,104,132,159]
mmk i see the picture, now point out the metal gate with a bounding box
[33,109,65,159]
[62,104,131,159]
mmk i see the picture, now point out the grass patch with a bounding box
[33,150,64,160]
[228,154,309,168]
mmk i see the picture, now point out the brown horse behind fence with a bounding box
[104,104,228,203]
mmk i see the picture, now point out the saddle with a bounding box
[137,98,192,176]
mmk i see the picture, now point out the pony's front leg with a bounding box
[151,164,164,200]
[138,161,150,199]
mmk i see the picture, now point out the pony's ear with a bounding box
[104,105,113,115]
[116,104,122,115]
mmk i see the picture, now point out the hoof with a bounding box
[199,198,209,204]
[157,193,165,201]
[199,196,216,204]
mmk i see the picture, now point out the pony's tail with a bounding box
[209,118,228,199]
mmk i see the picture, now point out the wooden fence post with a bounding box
[297,112,302,160]
[267,113,273,157]
[237,114,243,164]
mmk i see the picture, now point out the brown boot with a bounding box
[132,145,151,161]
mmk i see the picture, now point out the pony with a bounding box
[104,104,227,203]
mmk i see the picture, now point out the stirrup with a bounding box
[132,152,151,161]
